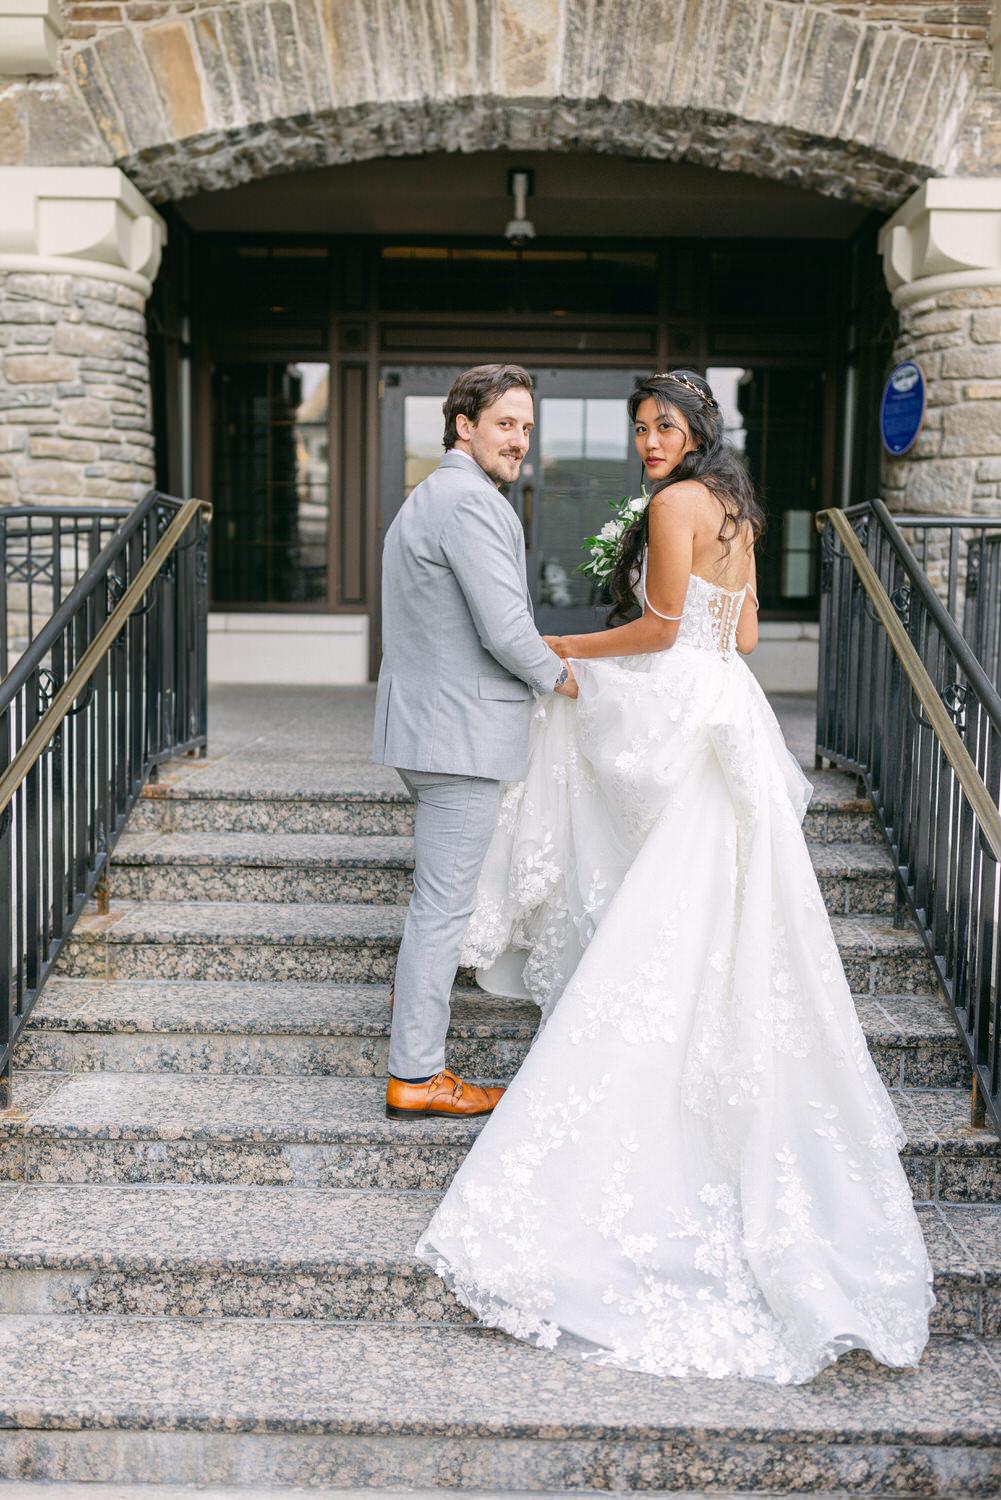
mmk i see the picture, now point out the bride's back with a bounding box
[688,482,755,593]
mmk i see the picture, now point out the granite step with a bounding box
[107,833,415,906]
[0,1491,927,1500]
[17,980,968,1092]
[0,1317,997,1493]
[125,765,879,843]
[0,1492,922,1500]
[105,832,898,916]
[128,772,414,837]
[55,901,939,992]
[0,1183,996,1336]
[0,1075,996,1200]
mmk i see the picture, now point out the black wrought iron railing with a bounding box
[0,491,211,1107]
[817,498,1001,1135]
[0,506,132,678]
[881,515,1001,692]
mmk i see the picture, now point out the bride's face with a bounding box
[633,397,697,481]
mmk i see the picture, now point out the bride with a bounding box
[414,370,933,1385]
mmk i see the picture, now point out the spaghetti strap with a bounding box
[642,583,684,621]
[746,584,759,607]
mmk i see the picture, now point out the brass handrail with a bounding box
[816,507,1001,865]
[0,496,212,816]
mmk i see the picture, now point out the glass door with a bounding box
[380,365,646,637]
[523,368,646,634]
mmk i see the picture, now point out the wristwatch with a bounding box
[554,664,569,690]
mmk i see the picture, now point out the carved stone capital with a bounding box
[0,0,64,76]
[879,178,1001,309]
[0,167,166,296]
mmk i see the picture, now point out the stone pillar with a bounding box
[878,178,1001,521]
[0,167,166,508]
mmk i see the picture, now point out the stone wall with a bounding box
[883,286,1001,520]
[0,1,989,211]
[0,270,154,508]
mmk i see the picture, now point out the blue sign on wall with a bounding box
[880,361,926,456]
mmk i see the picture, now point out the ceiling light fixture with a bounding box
[505,168,536,247]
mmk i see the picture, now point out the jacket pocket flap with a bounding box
[478,675,531,701]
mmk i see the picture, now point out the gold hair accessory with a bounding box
[650,371,718,409]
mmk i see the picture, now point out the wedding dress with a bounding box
[415,565,933,1385]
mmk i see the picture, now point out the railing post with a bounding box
[0,517,7,682]
[0,709,10,1111]
[196,506,209,753]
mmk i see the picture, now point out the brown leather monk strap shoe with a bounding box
[386,1070,505,1120]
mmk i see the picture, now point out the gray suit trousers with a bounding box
[389,769,501,1080]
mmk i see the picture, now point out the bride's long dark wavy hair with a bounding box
[606,370,766,625]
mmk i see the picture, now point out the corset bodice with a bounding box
[637,560,747,662]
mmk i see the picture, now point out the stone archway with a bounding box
[54,0,977,211]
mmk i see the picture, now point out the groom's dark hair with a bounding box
[442,364,534,449]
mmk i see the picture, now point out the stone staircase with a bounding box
[0,685,1000,1497]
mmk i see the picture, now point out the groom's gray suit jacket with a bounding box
[373,449,563,782]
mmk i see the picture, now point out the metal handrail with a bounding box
[1,491,212,1108]
[0,498,209,816]
[816,497,1001,1134]
[820,508,1001,864]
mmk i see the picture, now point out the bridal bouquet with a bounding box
[576,491,648,583]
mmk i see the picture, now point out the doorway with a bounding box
[380,365,649,636]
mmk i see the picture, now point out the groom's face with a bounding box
[456,388,535,487]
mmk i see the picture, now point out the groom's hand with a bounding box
[554,663,578,699]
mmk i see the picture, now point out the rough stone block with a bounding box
[925,382,960,407]
[71,50,129,160]
[93,27,172,148]
[3,273,73,303]
[0,95,25,166]
[18,462,85,497]
[294,0,334,111]
[972,309,1001,344]
[29,437,100,463]
[61,398,114,428]
[938,286,1001,309]
[942,402,1001,458]
[53,324,122,359]
[976,458,1001,482]
[21,83,110,168]
[144,22,208,139]
[3,354,76,384]
[965,381,1001,400]
[941,346,1001,379]
[907,432,943,460]
[893,456,973,513]
[907,309,968,336]
[270,0,313,117]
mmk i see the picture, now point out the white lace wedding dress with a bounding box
[415,567,933,1385]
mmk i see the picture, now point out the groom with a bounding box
[373,364,576,1120]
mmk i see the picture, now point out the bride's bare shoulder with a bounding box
[648,480,705,517]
